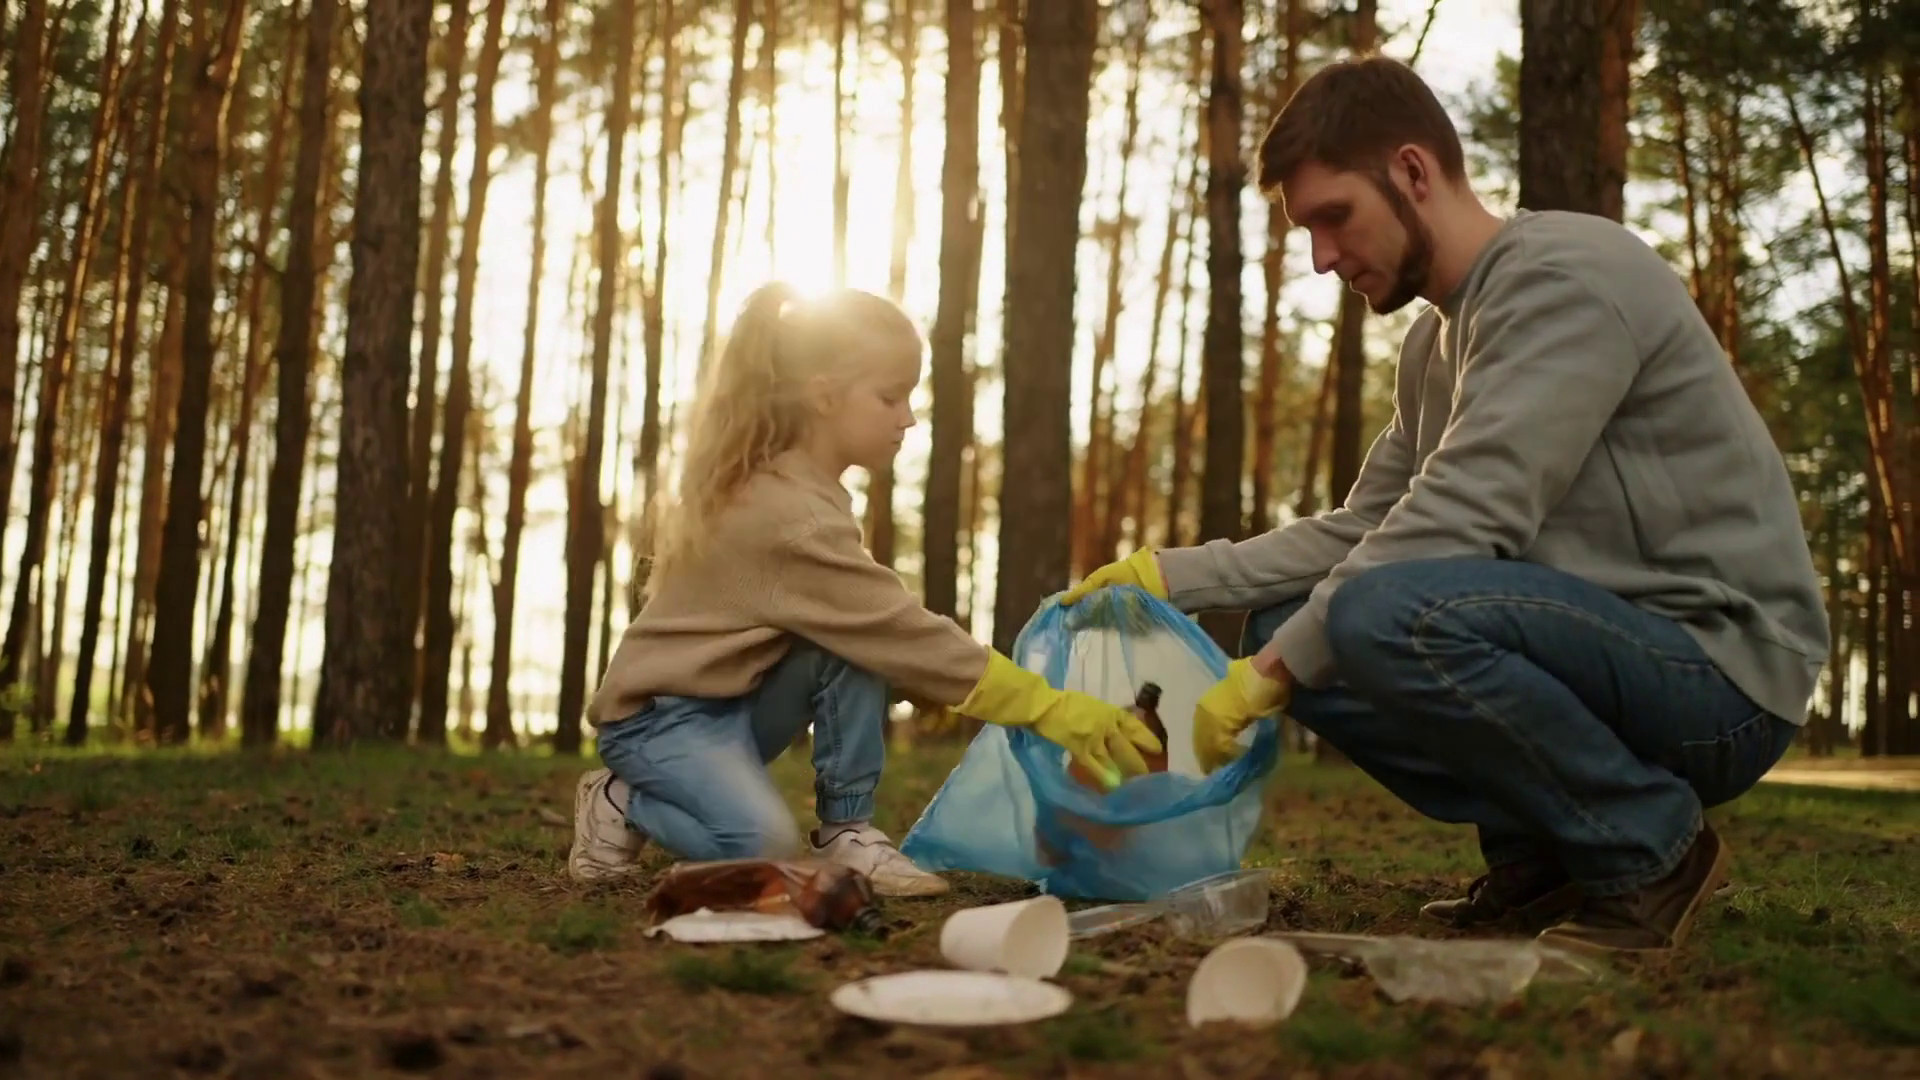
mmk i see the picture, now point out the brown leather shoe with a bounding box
[1535,825,1730,956]
[1421,857,1582,930]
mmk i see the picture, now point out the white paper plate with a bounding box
[828,970,1074,1026]
[642,908,825,943]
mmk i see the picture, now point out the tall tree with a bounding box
[1251,0,1303,535]
[73,0,179,745]
[312,0,434,747]
[868,0,919,569]
[489,0,568,751]
[0,0,51,573]
[1326,0,1376,512]
[924,0,980,620]
[629,0,679,618]
[697,0,752,368]
[992,0,1096,653]
[405,0,473,695]
[1518,0,1610,215]
[199,23,300,740]
[1198,0,1246,547]
[146,0,251,745]
[420,0,509,746]
[240,0,335,748]
[556,0,637,754]
[2,0,138,736]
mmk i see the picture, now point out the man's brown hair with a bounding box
[1256,54,1466,196]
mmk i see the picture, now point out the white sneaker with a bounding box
[567,768,645,883]
[810,823,950,897]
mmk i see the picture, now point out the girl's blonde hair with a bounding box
[646,282,921,592]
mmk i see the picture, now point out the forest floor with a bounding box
[2,741,1917,1079]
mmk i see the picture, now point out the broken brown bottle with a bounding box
[642,857,884,934]
[1065,680,1169,790]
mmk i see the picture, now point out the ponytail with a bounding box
[645,282,923,595]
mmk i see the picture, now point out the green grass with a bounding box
[1,738,1915,1078]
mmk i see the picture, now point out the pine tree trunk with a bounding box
[556,0,636,754]
[0,0,135,737]
[1327,292,1366,504]
[1518,0,1605,214]
[199,27,297,741]
[923,0,978,621]
[629,0,678,619]
[697,0,752,369]
[1595,0,1639,223]
[72,1,173,746]
[1078,22,1144,574]
[1251,0,1302,536]
[992,0,1095,654]
[240,0,335,749]
[1197,0,1245,551]
[488,0,565,752]
[420,0,508,747]
[312,0,433,748]
[123,271,185,740]
[0,0,52,573]
[405,0,473,699]
[867,0,917,570]
[146,0,250,746]
[1165,149,1201,549]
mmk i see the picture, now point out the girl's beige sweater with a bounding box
[589,451,989,727]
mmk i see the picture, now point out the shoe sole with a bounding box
[1420,882,1582,931]
[1538,835,1732,957]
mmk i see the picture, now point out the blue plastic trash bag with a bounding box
[899,585,1281,902]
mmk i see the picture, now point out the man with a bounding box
[1063,56,1829,956]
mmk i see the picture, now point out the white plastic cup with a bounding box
[1185,937,1309,1028]
[938,896,1070,979]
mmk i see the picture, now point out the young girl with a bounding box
[568,283,1163,896]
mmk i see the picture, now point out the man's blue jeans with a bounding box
[1245,558,1798,897]
[595,642,889,860]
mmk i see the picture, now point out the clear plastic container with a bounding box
[1162,868,1272,938]
[1066,902,1163,939]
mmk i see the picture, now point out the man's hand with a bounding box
[1060,548,1168,606]
[1194,657,1291,773]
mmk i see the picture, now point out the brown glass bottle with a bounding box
[643,857,884,934]
[1066,681,1169,790]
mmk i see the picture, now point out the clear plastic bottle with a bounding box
[642,857,884,933]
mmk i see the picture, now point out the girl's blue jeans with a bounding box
[595,641,890,861]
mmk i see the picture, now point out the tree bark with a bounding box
[923,0,979,620]
[312,0,433,748]
[1518,0,1605,214]
[145,0,250,746]
[556,0,636,754]
[199,22,298,741]
[488,0,566,752]
[991,0,1096,653]
[1251,0,1302,536]
[71,12,162,745]
[240,0,335,748]
[0,0,52,574]
[1,0,136,737]
[697,0,752,369]
[405,0,472,697]
[867,0,918,569]
[419,0,508,747]
[1198,0,1245,550]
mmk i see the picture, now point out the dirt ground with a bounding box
[1,744,1916,1079]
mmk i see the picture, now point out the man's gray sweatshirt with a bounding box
[1157,209,1830,725]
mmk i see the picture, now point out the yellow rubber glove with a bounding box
[958,650,1164,789]
[1059,548,1167,607]
[1194,658,1289,773]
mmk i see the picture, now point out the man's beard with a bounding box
[1362,173,1435,315]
